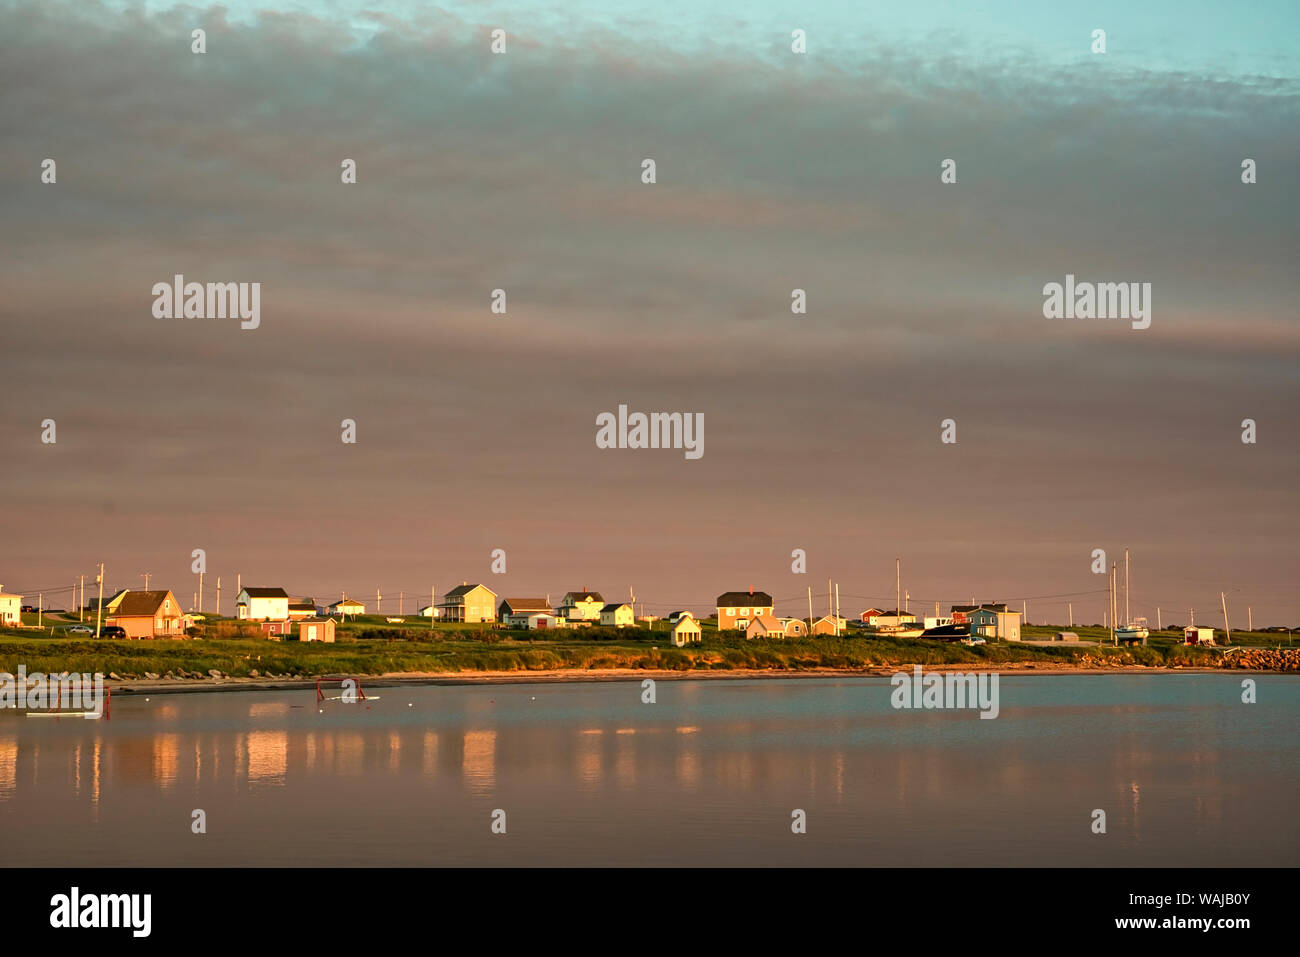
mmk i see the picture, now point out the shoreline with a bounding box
[103,663,1273,697]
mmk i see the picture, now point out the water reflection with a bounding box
[461,730,495,793]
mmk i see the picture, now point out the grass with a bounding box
[0,618,1292,679]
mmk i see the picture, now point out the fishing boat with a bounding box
[1116,617,1149,644]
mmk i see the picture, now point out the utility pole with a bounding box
[1248,606,1253,633]
[834,583,840,636]
[905,590,910,614]
[79,575,84,621]
[400,591,404,616]
[1023,599,1027,624]
[216,577,221,617]
[431,585,436,631]
[1068,602,1072,628]
[1157,606,1162,631]
[896,558,901,618]
[827,578,833,628]
[1124,547,1130,627]
[1109,563,1116,645]
[1221,592,1231,644]
[37,593,42,629]
[143,572,150,590]
[807,586,814,630]
[377,587,382,615]
[198,571,203,614]
[94,563,104,639]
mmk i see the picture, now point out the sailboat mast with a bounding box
[1124,547,1130,626]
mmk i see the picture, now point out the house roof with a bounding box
[242,587,289,599]
[298,617,335,624]
[500,598,552,614]
[563,590,603,603]
[444,583,495,599]
[288,600,317,610]
[330,598,365,607]
[748,615,782,631]
[601,602,630,613]
[673,616,701,630]
[951,603,1008,613]
[109,590,175,617]
[716,591,773,606]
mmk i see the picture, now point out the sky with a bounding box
[1,0,1298,625]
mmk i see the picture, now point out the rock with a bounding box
[249,669,260,678]
[145,672,159,680]
[208,669,223,679]
[108,672,122,681]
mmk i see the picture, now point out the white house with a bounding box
[236,587,290,621]
[600,602,634,627]
[418,605,441,619]
[499,598,554,628]
[969,608,1021,641]
[0,589,22,627]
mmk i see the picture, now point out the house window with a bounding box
[727,608,735,616]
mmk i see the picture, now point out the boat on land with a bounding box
[1116,617,1150,644]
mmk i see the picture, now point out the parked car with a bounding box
[67,624,93,635]
[99,625,127,638]
[21,605,34,613]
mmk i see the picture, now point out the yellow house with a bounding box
[745,615,786,640]
[439,583,497,623]
[328,597,366,617]
[599,602,634,627]
[558,590,604,622]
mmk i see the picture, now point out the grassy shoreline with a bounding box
[2,621,1296,684]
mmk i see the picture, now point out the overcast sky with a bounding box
[2,1,1297,624]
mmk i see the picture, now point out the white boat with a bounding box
[1116,617,1149,644]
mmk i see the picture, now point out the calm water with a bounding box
[0,674,1295,866]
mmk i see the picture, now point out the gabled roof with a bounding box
[716,591,773,606]
[601,602,630,613]
[748,614,782,631]
[109,590,176,617]
[952,603,1008,613]
[288,600,317,609]
[672,616,701,629]
[241,587,289,599]
[500,598,552,614]
[562,590,603,603]
[330,598,365,607]
[444,583,495,599]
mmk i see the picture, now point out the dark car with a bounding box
[99,625,127,638]
[21,605,34,613]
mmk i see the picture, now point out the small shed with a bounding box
[1184,626,1216,646]
[298,618,336,643]
[1055,631,1080,642]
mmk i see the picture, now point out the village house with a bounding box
[780,617,808,637]
[418,604,440,619]
[329,597,367,618]
[968,608,1021,641]
[715,589,774,631]
[869,609,917,629]
[0,588,22,626]
[558,590,604,622]
[671,615,702,647]
[259,619,294,638]
[600,602,634,628]
[287,599,318,620]
[1184,625,1216,646]
[106,590,185,639]
[237,587,290,621]
[807,614,842,636]
[668,610,693,624]
[745,615,787,640]
[298,618,336,643]
[859,607,885,623]
[950,603,1008,625]
[499,598,553,628]
[438,583,497,623]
